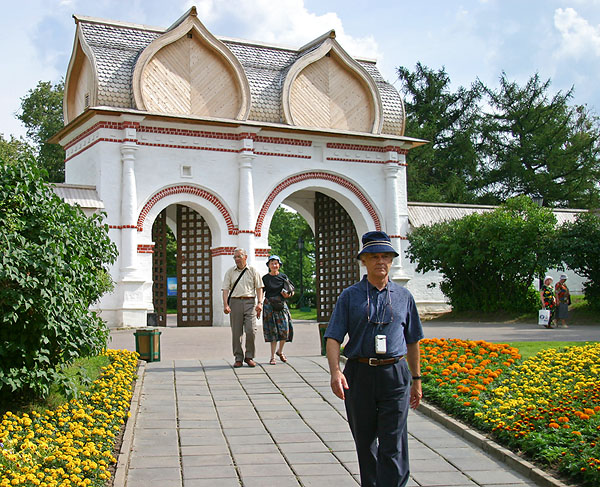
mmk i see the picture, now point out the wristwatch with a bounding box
[412,376,422,381]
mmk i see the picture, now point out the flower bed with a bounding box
[420,338,600,487]
[0,349,138,487]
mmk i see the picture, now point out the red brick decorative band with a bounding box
[255,248,271,257]
[108,225,138,229]
[64,122,312,162]
[255,172,381,237]
[137,244,155,253]
[388,235,408,240]
[211,246,237,256]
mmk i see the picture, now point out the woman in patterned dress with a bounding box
[554,274,571,328]
[262,255,294,364]
[540,275,556,329]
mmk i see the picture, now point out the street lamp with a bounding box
[531,194,544,207]
[297,236,304,308]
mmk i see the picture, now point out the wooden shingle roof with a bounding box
[71,12,405,135]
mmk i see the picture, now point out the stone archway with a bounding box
[152,204,213,327]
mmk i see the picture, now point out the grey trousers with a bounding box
[229,298,257,361]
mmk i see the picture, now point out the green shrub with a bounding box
[555,212,600,310]
[406,196,559,312]
[0,157,117,401]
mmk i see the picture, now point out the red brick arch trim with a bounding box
[254,172,381,237]
[137,185,237,234]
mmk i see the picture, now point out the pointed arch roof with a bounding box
[67,11,405,135]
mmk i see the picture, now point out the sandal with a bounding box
[276,351,287,363]
[269,358,276,365]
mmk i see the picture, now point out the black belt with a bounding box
[231,296,255,300]
[353,356,404,366]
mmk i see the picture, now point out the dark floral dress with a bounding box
[262,273,294,343]
[541,284,556,325]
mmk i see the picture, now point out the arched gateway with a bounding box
[51,7,425,328]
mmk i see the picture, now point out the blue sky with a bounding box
[2,0,599,140]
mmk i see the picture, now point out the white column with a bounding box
[386,151,411,284]
[238,137,257,263]
[120,141,138,279]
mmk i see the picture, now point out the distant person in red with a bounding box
[554,274,571,328]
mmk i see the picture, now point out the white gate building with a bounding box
[51,7,428,328]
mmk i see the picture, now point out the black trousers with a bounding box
[344,359,411,487]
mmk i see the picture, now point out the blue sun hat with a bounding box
[266,255,283,267]
[356,231,399,259]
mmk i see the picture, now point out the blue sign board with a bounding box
[167,277,177,296]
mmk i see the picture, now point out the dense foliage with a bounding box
[406,196,559,312]
[0,157,117,401]
[0,349,137,487]
[554,212,600,309]
[420,339,600,487]
[397,65,600,209]
[268,207,315,307]
[478,73,600,208]
[397,63,482,203]
[17,81,65,183]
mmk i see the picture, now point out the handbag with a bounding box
[538,309,551,326]
[268,295,285,311]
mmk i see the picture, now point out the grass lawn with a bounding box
[289,307,317,321]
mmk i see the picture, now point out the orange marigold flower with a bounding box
[549,422,560,429]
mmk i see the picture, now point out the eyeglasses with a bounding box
[367,287,394,325]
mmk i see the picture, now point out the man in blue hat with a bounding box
[324,231,424,487]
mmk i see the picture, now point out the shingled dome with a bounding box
[63,7,406,136]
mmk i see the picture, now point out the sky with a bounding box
[1,0,600,140]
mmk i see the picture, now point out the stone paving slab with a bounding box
[118,355,573,487]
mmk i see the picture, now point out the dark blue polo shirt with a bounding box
[324,276,424,358]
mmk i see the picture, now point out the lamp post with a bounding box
[531,194,544,207]
[297,236,304,308]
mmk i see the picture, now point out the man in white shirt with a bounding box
[222,248,264,367]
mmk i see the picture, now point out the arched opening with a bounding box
[267,190,360,323]
[152,204,213,326]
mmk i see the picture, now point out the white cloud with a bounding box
[194,0,380,59]
[554,7,600,58]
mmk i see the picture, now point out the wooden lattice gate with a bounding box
[177,205,213,326]
[151,209,168,326]
[315,192,360,323]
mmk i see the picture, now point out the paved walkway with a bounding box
[110,321,598,486]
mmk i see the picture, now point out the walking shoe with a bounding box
[233,360,243,368]
[244,358,256,367]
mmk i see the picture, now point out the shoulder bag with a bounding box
[227,268,248,306]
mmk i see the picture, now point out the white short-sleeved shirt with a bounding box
[222,265,263,297]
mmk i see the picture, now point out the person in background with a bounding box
[555,274,571,328]
[540,275,556,329]
[262,255,294,365]
[324,231,424,487]
[222,248,264,367]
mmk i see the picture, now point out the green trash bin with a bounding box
[134,328,162,362]
[318,322,328,356]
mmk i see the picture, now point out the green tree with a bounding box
[555,212,600,309]
[406,196,559,312]
[17,80,65,182]
[0,156,117,401]
[478,73,600,208]
[0,134,34,164]
[397,62,483,203]
[268,207,315,306]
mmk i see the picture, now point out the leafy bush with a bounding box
[555,212,600,310]
[406,196,559,312]
[0,349,137,486]
[0,157,117,401]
